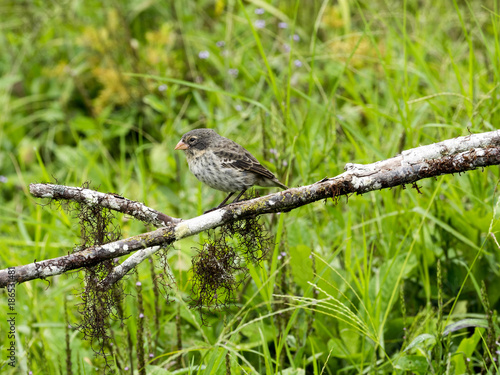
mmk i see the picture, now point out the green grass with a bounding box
[1,0,500,373]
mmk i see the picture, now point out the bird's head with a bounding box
[175,129,217,155]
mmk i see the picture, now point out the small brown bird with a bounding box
[175,128,288,209]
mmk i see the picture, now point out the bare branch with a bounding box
[2,130,499,288]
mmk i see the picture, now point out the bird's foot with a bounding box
[204,202,228,214]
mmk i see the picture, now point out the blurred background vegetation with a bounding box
[1,0,500,373]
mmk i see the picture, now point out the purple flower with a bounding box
[198,51,210,59]
[293,34,300,41]
[158,84,167,92]
[228,68,239,77]
[255,8,265,15]
[294,59,302,68]
[235,104,242,111]
[282,160,288,167]
[139,313,144,318]
[269,148,278,155]
[255,20,265,29]
[216,41,225,48]
[136,281,142,286]
[281,251,286,257]
[0,176,7,183]
[283,43,291,52]
[149,353,154,358]
[278,22,288,29]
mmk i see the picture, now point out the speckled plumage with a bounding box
[175,128,288,208]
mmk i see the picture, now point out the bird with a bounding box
[174,128,288,209]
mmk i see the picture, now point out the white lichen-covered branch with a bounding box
[29,184,181,227]
[1,130,499,289]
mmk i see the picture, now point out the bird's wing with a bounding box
[214,148,276,180]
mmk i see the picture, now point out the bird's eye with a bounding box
[189,137,196,143]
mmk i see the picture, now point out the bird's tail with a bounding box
[275,180,288,190]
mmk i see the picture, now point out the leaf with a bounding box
[404,333,436,352]
[443,318,489,336]
[327,338,362,360]
[288,244,313,290]
[280,368,306,375]
[394,355,429,374]
[143,94,169,114]
[71,115,97,132]
[452,327,483,374]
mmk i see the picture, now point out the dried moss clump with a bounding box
[73,183,123,360]
[190,195,274,322]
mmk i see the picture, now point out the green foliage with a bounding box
[1,0,500,373]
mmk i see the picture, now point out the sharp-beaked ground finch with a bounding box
[175,128,288,209]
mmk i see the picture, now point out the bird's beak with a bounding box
[174,140,188,150]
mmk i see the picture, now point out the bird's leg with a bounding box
[204,190,247,214]
[216,192,235,209]
[232,189,247,203]
[203,192,236,214]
